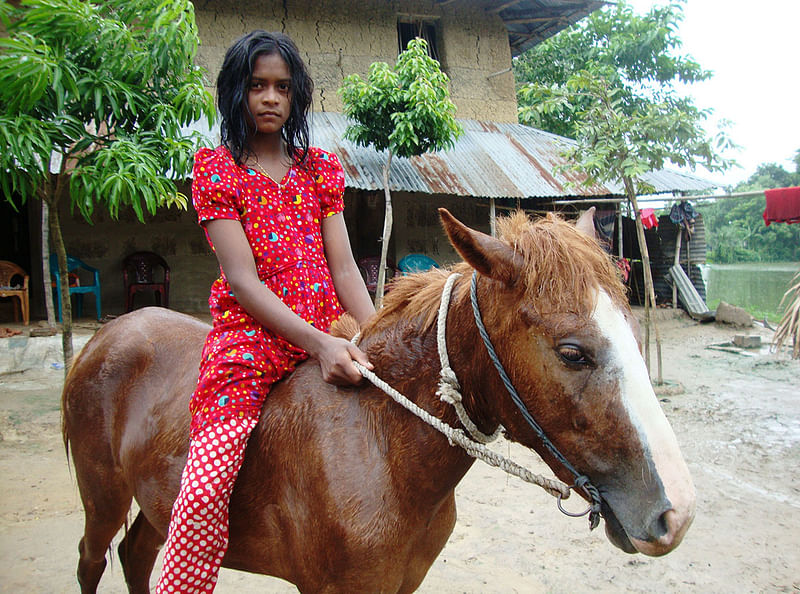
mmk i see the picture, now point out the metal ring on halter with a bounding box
[557,481,602,531]
[556,486,594,518]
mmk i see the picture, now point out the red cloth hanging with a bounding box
[615,257,631,283]
[763,186,800,225]
[640,208,658,229]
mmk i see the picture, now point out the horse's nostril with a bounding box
[652,509,670,540]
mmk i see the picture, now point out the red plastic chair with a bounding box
[123,251,170,312]
[357,256,398,295]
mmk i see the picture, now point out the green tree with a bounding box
[0,0,214,368]
[514,1,734,384]
[698,156,800,263]
[339,38,461,306]
[519,69,733,384]
[514,0,709,139]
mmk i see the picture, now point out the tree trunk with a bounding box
[374,151,394,309]
[624,177,663,385]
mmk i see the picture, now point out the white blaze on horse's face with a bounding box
[591,290,696,556]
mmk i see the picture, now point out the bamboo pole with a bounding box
[374,151,394,309]
[670,189,766,201]
[624,178,663,385]
[551,197,626,205]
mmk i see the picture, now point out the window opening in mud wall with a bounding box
[397,17,443,66]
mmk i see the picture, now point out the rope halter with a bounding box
[351,271,603,529]
[435,272,503,444]
[469,270,602,529]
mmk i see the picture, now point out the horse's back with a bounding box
[63,308,209,526]
[63,307,208,434]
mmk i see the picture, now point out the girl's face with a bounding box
[247,52,292,137]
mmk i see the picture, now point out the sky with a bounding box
[625,0,800,188]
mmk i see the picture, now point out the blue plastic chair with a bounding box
[50,254,102,321]
[398,253,440,275]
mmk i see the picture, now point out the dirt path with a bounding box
[0,313,797,593]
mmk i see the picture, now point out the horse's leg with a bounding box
[118,510,164,594]
[76,496,131,593]
[73,462,134,593]
[398,493,458,594]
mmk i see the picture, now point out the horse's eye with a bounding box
[557,345,589,366]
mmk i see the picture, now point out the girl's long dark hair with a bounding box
[216,31,313,166]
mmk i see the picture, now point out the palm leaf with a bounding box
[773,271,800,359]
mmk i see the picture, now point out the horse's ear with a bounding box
[574,206,599,241]
[439,208,522,286]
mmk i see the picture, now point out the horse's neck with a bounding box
[360,297,497,496]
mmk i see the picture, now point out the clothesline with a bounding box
[666,189,766,202]
[486,190,766,208]
[480,187,799,234]
[552,190,769,204]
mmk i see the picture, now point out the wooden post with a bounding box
[40,196,56,328]
[672,227,682,309]
[685,233,691,283]
[489,197,497,237]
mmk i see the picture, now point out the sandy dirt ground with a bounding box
[0,311,798,593]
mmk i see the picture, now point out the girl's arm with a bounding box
[322,213,376,326]
[205,218,372,385]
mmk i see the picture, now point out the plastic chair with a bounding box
[398,253,440,275]
[0,260,30,325]
[357,256,398,294]
[123,251,170,312]
[50,254,102,321]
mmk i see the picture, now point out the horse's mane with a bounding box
[495,211,628,313]
[360,211,628,337]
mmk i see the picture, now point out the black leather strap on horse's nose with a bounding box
[470,271,602,530]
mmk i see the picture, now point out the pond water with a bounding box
[701,262,799,319]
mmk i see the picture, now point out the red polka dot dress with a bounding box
[190,144,346,437]
[156,145,346,593]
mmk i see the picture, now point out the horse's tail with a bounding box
[61,361,78,465]
[60,340,91,466]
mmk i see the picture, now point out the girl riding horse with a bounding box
[157,31,375,593]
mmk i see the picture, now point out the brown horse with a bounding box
[63,209,695,593]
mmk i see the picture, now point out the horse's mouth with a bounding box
[601,500,638,554]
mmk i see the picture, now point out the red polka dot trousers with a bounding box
[156,416,259,593]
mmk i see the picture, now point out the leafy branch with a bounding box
[339,38,462,304]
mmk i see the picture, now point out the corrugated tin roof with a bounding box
[623,166,715,196]
[485,0,608,56]
[187,112,714,199]
[307,112,715,199]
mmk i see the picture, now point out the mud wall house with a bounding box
[4,0,709,321]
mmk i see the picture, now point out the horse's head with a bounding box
[439,208,695,557]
